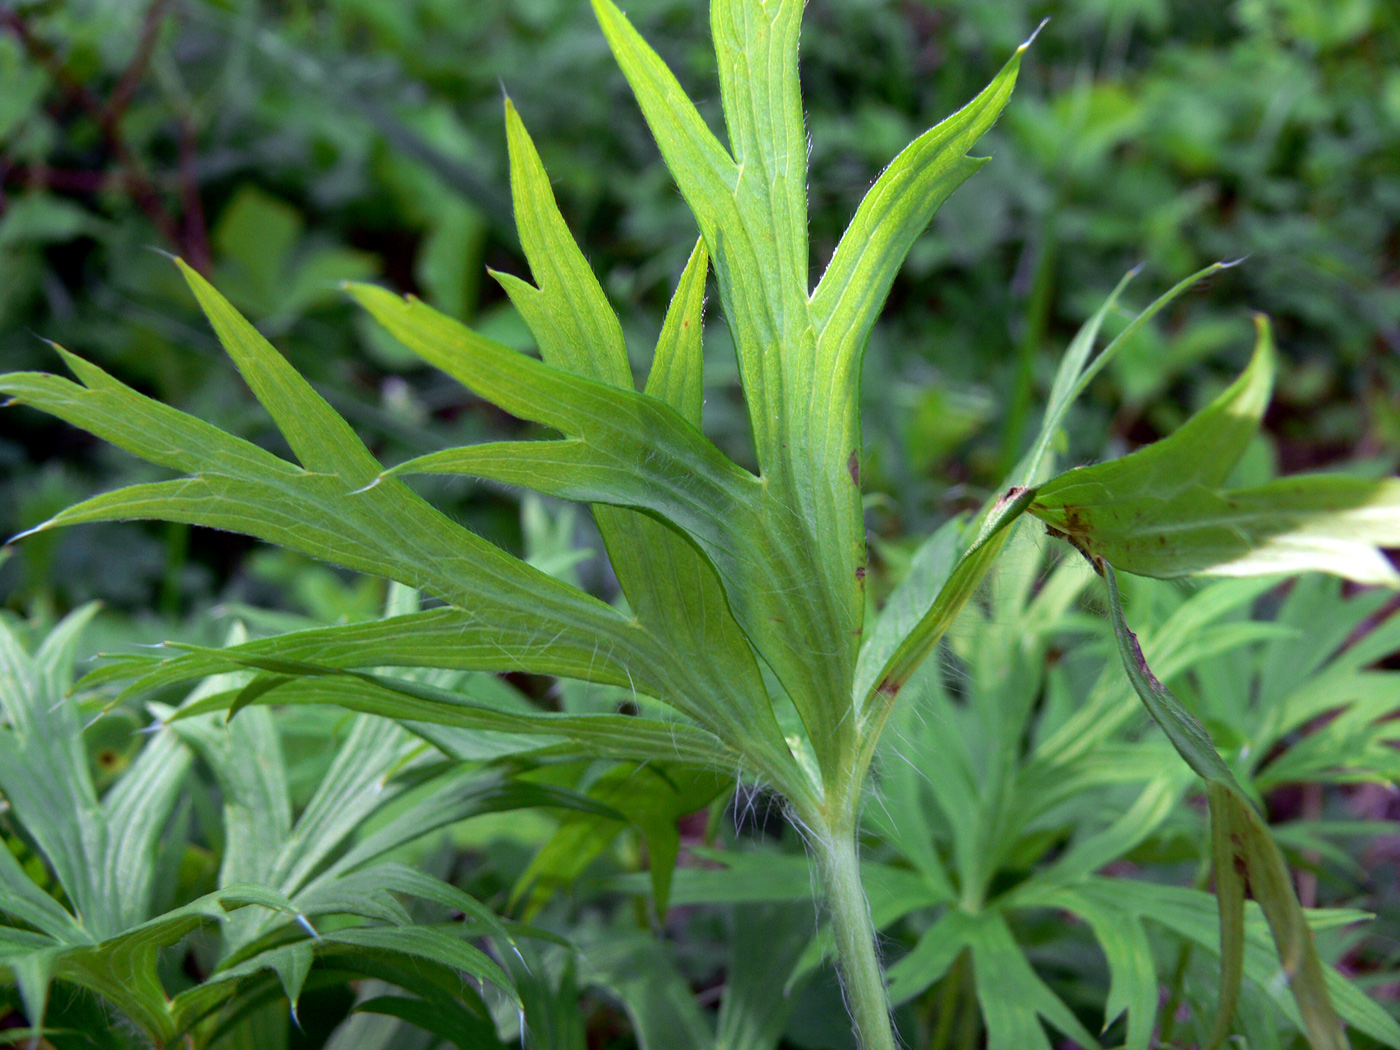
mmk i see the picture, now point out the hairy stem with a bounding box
[811,811,898,1050]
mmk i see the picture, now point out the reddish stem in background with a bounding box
[1,1,209,272]
[101,0,174,128]
[2,165,111,194]
[177,116,211,274]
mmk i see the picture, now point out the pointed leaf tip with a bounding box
[1021,17,1049,50]
[349,476,384,495]
[7,519,55,545]
[295,914,320,941]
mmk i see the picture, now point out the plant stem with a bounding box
[811,812,898,1050]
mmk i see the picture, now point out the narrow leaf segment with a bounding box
[1033,317,1400,586]
[1101,561,1348,1050]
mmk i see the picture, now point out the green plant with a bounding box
[643,543,1400,1050]
[3,1,1399,1047]
[8,0,1399,615]
[0,597,624,1047]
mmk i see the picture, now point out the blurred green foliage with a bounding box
[2,3,1398,1046]
[1,0,1397,615]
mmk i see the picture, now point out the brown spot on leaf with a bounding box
[1047,521,1097,567]
[1125,623,1166,690]
[855,565,866,581]
[847,450,860,486]
[876,677,900,698]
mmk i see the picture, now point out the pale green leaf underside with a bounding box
[362,285,847,782]
[496,102,788,771]
[1034,317,1400,586]
[588,0,1031,784]
[0,365,679,691]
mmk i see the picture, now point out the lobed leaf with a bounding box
[646,238,709,424]
[483,121,791,777]
[811,40,1028,430]
[496,97,632,389]
[1034,317,1400,586]
[0,270,739,746]
[967,913,1102,1050]
[358,283,850,785]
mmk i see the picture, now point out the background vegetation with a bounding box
[1,0,1397,1047]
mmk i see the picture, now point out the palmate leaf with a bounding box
[885,909,1101,1050]
[0,608,536,1044]
[1038,891,1158,1050]
[159,689,555,1038]
[0,609,222,1039]
[858,521,1386,1050]
[167,645,594,955]
[1061,878,1400,1050]
[490,108,789,780]
[0,360,655,687]
[968,912,1102,1050]
[588,0,1034,786]
[1033,316,1400,586]
[0,267,737,750]
[361,281,847,781]
[0,877,297,1046]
